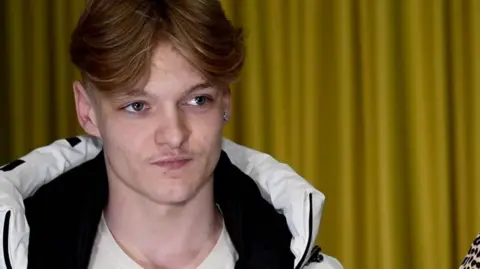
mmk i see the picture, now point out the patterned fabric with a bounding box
[460,233,480,269]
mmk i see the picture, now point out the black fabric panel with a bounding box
[3,211,13,269]
[66,137,81,147]
[0,159,25,172]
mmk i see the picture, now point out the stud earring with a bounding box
[223,112,229,122]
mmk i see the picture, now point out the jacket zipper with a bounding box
[295,193,313,269]
[3,210,13,269]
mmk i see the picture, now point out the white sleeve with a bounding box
[0,136,102,206]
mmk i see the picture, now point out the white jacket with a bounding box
[0,135,342,269]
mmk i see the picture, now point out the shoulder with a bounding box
[460,233,480,269]
[24,151,106,224]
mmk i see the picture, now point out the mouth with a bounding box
[151,157,192,170]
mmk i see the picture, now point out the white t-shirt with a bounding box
[89,214,238,269]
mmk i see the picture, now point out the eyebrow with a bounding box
[182,82,213,96]
[112,81,213,102]
[109,88,148,103]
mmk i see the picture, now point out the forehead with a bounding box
[97,43,211,101]
[147,43,204,87]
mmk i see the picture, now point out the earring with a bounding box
[223,112,229,122]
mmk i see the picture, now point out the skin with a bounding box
[73,42,231,269]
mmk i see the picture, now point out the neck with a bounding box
[104,177,222,268]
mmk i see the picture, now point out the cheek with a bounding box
[189,113,224,156]
[97,113,154,158]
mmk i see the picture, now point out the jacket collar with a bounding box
[24,151,295,269]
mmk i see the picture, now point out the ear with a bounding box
[73,81,101,137]
[222,87,231,124]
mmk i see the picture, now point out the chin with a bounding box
[149,193,195,206]
[140,171,212,205]
[145,184,199,205]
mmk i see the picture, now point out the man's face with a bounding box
[74,43,230,205]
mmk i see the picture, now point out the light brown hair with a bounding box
[70,0,244,94]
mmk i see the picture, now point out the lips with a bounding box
[152,157,192,170]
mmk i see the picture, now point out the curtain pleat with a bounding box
[287,0,304,172]
[2,1,480,268]
[52,0,71,139]
[357,1,381,268]
[0,0,8,164]
[449,0,473,260]
[336,0,356,265]
[405,1,443,267]
[6,1,28,156]
[265,0,288,162]
[471,0,480,261]
[31,0,50,147]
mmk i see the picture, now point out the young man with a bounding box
[1,1,342,268]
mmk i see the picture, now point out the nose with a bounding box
[154,109,190,149]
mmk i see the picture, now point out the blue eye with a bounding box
[195,96,206,105]
[188,96,211,106]
[124,102,147,113]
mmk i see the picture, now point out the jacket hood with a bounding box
[0,135,342,269]
[24,150,296,269]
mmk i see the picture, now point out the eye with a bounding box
[187,95,211,106]
[124,102,148,113]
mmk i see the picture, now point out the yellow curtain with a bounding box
[2,1,480,268]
